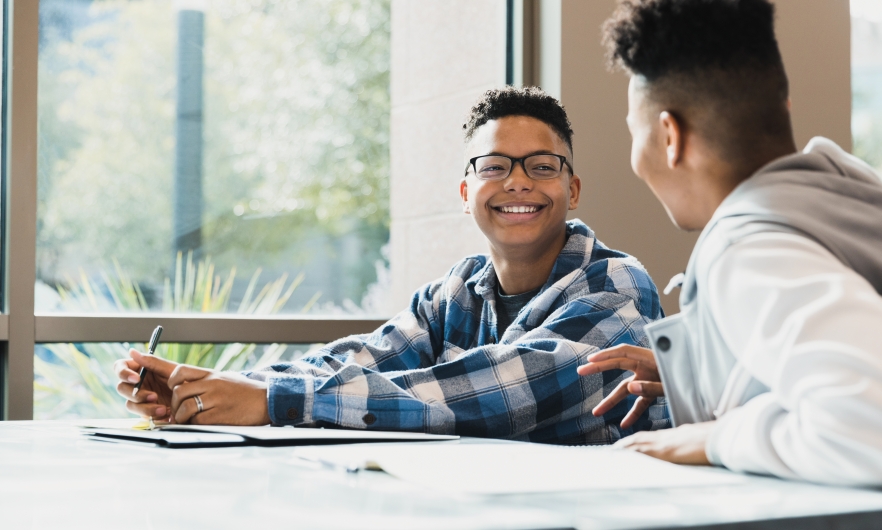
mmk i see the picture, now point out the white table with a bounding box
[2,421,882,529]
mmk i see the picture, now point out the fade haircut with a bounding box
[603,0,793,160]
[463,86,574,154]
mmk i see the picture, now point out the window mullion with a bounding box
[3,0,40,421]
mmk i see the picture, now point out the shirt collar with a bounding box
[468,219,594,301]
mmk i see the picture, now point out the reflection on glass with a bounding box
[34,342,317,419]
[852,0,882,171]
[36,0,391,315]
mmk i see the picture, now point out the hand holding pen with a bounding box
[113,325,176,421]
[132,325,162,396]
[113,324,272,425]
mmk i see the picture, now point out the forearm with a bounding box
[707,234,882,484]
[708,388,882,485]
[264,338,653,440]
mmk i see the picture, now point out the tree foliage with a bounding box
[37,0,391,309]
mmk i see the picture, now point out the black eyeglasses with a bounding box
[464,154,574,181]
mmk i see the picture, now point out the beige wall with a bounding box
[558,0,851,315]
[389,0,506,308]
[389,0,851,316]
[776,0,852,150]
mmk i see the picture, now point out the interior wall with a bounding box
[388,0,851,316]
[775,0,852,151]
[557,0,851,315]
[388,0,506,309]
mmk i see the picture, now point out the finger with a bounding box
[188,407,219,425]
[114,357,144,384]
[170,379,209,413]
[167,364,213,389]
[586,345,654,364]
[172,393,210,425]
[592,378,633,417]
[125,400,169,420]
[577,358,644,376]
[619,396,652,429]
[116,381,159,403]
[627,380,665,398]
[130,349,180,379]
[612,431,651,449]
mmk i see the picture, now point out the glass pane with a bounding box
[36,0,391,315]
[34,341,317,420]
[852,0,882,171]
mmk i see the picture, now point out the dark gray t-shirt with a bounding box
[495,285,542,336]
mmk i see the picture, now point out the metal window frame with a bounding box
[0,0,386,421]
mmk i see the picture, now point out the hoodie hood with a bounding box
[689,137,882,299]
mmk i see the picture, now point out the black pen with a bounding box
[132,325,163,397]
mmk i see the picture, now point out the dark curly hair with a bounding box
[602,0,792,160]
[602,0,783,80]
[462,86,574,153]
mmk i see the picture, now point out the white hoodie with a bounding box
[645,138,882,486]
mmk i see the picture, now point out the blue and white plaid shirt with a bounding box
[246,219,669,444]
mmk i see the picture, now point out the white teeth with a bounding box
[500,205,538,213]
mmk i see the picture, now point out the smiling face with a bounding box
[460,115,581,257]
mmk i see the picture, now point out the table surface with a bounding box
[2,421,882,530]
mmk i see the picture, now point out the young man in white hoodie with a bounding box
[578,0,882,485]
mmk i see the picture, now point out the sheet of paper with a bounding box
[292,442,746,494]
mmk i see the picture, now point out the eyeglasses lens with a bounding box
[473,155,563,181]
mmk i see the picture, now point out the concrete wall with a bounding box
[389,0,506,308]
[389,0,852,316]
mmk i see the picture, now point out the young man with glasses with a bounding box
[577,0,882,485]
[115,87,669,444]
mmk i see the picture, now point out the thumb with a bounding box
[130,349,178,379]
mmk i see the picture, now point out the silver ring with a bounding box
[194,395,204,414]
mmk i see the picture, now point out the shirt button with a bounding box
[362,413,376,425]
[286,408,299,420]
[656,336,671,352]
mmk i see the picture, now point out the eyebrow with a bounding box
[479,149,563,158]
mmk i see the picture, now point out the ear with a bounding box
[459,178,471,214]
[568,174,582,210]
[659,111,683,169]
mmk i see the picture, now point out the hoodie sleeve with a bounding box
[704,232,882,486]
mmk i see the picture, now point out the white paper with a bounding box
[292,442,746,494]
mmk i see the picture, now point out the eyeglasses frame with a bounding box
[463,153,575,181]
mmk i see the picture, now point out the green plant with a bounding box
[34,252,321,420]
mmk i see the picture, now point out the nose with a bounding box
[503,161,533,192]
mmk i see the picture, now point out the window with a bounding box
[27,0,399,419]
[0,0,508,420]
[852,0,882,170]
[37,0,391,316]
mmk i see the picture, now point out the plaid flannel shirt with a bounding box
[246,219,669,444]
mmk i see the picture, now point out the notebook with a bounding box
[80,420,459,448]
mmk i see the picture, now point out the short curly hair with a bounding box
[602,0,783,80]
[462,86,574,153]
[602,0,792,160]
